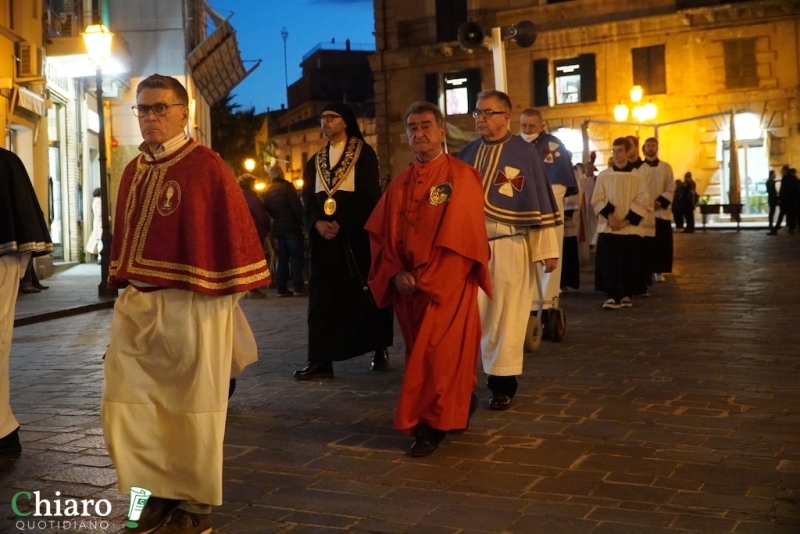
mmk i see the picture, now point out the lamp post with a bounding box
[613,85,657,137]
[83,24,117,298]
[281,27,289,100]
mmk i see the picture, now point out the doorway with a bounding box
[722,140,769,215]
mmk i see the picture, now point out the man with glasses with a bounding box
[366,101,490,457]
[457,90,561,412]
[103,74,270,534]
[294,102,393,380]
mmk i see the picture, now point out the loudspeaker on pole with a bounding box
[457,22,485,50]
[507,20,537,48]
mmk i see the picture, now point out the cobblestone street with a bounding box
[2,231,800,533]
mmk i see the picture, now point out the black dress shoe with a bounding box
[18,283,40,294]
[0,427,21,456]
[408,438,437,457]
[488,394,512,411]
[293,362,334,381]
[32,282,49,290]
[370,349,389,371]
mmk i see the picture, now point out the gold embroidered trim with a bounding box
[315,137,363,197]
[115,142,268,284]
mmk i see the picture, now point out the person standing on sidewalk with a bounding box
[103,74,270,534]
[765,169,779,234]
[238,173,271,299]
[366,102,491,457]
[294,102,393,380]
[457,90,561,412]
[262,165,306,297]
[0,147,53,457]
[771,166,799,235]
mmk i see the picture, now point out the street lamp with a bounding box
[82,24,117,298]
[614,85,657,135]
[281,27,289,100]
[243,158,256,172]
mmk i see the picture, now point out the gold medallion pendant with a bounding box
[323,197,337,215]
[429,182,453,205]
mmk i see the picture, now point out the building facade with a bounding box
[371,0,799,214]
[1,0,50,269]
[43,0,250,263]
[257,43,377,189]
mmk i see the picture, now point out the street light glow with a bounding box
[613,103,629,122]
[629,85,643,104]
[82,24,114,67]
[244,158,256,172]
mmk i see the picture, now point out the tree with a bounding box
[210,95,265,175]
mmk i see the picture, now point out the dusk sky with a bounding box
[210,0,376,113]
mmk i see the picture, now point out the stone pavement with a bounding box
[2,231,800,534]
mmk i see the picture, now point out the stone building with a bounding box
[1,1,51,270]
[256,42,376,189]
[371,0,798,216]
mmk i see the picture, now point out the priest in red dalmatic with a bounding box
[366,102,491,458]
[103,74,269,534]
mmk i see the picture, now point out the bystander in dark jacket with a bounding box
[674,173,697,233]
[262,166,305,296]
[772,167,800,235]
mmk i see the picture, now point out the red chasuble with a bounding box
[366,154,492,433]
[109,141,270,295]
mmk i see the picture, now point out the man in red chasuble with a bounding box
[366,102,491,457]
[102,74,269,534]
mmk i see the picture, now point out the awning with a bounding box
[187,19,258,106]
[16,87,46,116]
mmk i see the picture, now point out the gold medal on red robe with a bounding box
[429,182,453,206]
[323,196,337,215]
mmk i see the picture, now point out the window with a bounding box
[723,38,757,89]
[632,45,666,95]
[425,69,481,116]
[553,55,596,105]
[435,0,467,43]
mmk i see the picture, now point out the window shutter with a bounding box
[579,54,597,102]
[425,73,440,105]
[532,59,549,107]
[723,39,757,89]
[465,68,482,112]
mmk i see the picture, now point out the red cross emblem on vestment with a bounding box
[493,170,524,191]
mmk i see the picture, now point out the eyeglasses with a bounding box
[132,103,185,117]
[472,109,507,119]
[318,114,342,123]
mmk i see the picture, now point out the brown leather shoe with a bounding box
[125,497,179,533]
[155,508,212,534]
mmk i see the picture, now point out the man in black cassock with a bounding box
[0,147,53,456]
[294,102,393,380]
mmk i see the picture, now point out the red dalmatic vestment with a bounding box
[366,154,491,433]
[109,141,269,295]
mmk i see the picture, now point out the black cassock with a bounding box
[0,147,53,257]
[301,138,393,362]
